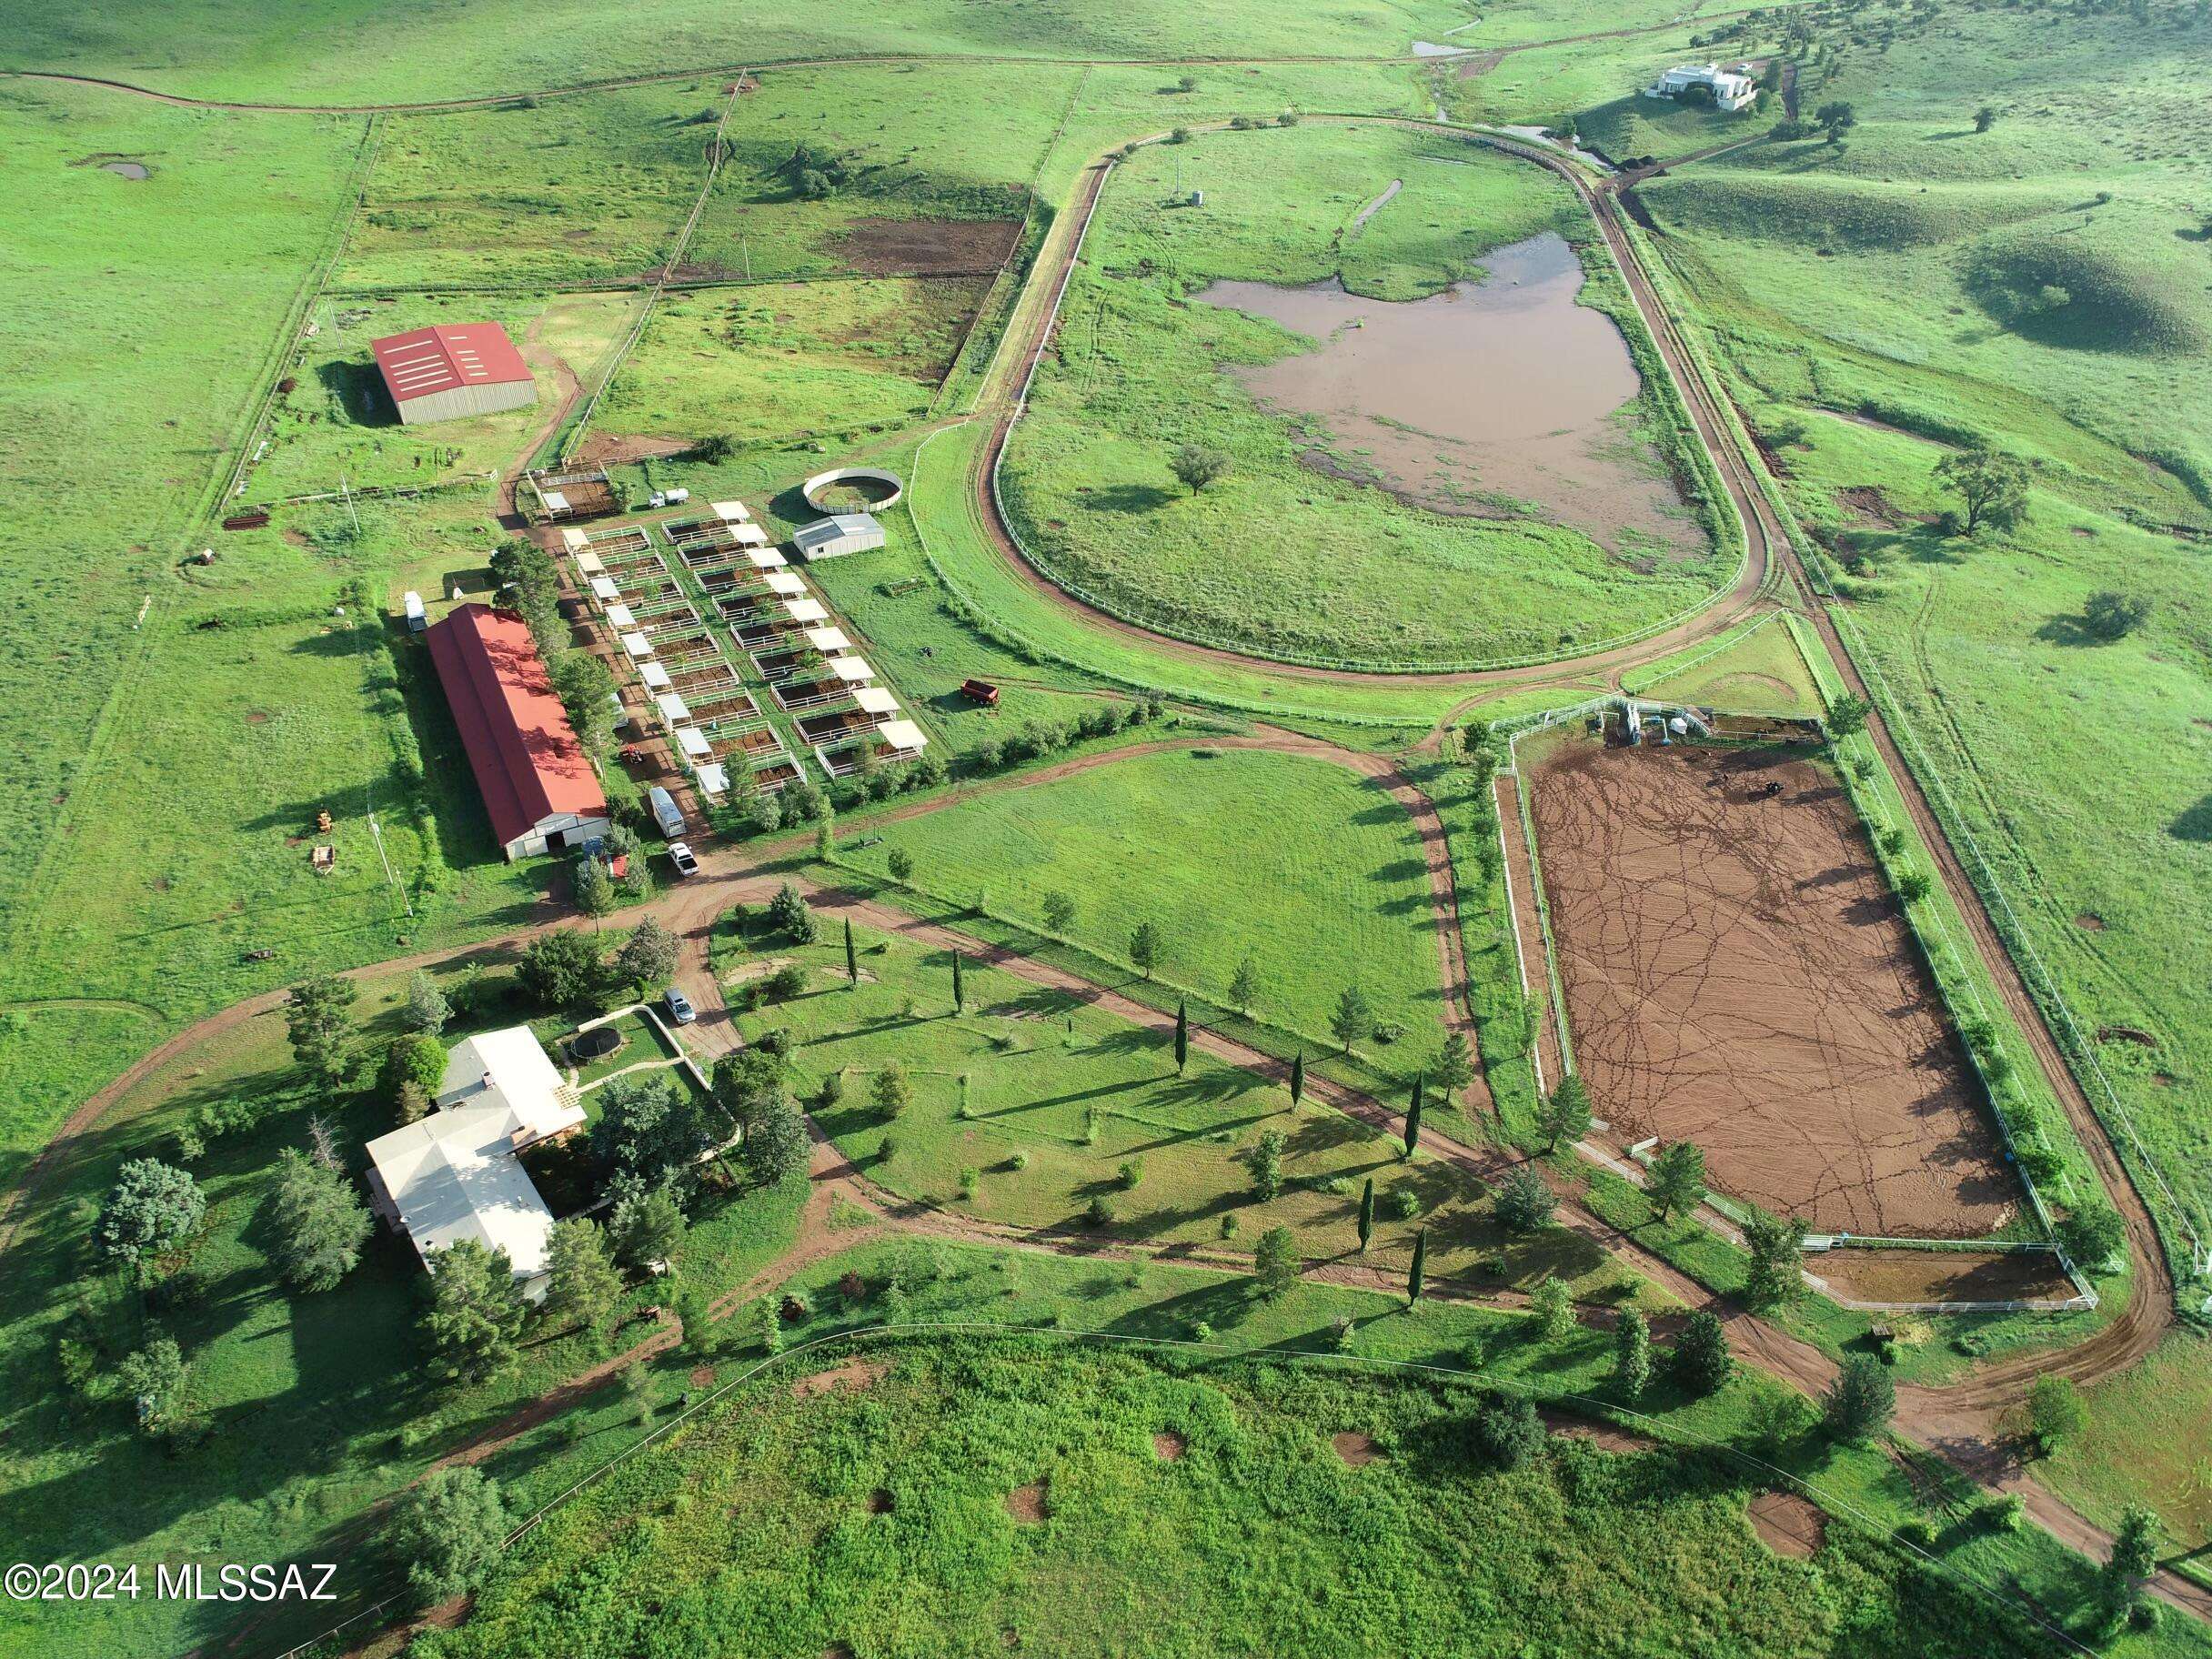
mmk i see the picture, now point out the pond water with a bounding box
[1193,232,1701,558]
[102,161,151,179]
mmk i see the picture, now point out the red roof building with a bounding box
[425,604,609,861]
[370,323,538,426]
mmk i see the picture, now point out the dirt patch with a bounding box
[1153,1431,1188,1461]
[791,1356,887,1401]
[2097,1025,2157,1049]
[1332,1431,1383,1466]
[689,1364,716,1389]
[573,433,692,466]
[1814,1248,2075,1305]
[1530,740,2019,1238]
[865,1487,894,1513]
[1836,485,1907,528]
[1747,1491,1827,1558]
[1454,50,1505,77]
[833,216,1022,277]
[2075,912,2106,930]
[726,956,795,985]
[823,1645,855,1659]
[1005,1479,1050,1523]
[245,709,271,724]
[1540,1406,1660,1453]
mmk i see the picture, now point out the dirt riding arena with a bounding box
[1528,739,2019,1239]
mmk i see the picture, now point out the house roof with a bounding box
[370,323,534,406]
[425,604,608,851]
[364,1027,584,1281]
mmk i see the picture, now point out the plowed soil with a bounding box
[833,215,1021,276]
[1529,740,2018,1239]
[1813,1247,2074,1306]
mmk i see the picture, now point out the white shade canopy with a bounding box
[731,523,769,546]
[827,655,874,683]
[654,691,691,723]
[782,598,828,625]
[763,570,807,596]
[605,603,636,628]
[877,719,927,752]
[746,547,787,568]
[564,532,592,557]
[639,661,672,689]
[694,763,729,797]
[676,727,712,759]
[803,627,850,653]
[711,499,751,522]
[589,575,620,599]
[853,685,900,715]
[621,632,653,659]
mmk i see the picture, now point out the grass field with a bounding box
[1622,611,1823,716]
[1000,120,1729,669]
[838,747,1456,1066]
[2043,1332,2212,1558]
[414,1322,2192,1659]
[734,919,1646,1302]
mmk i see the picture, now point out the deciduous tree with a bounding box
[1330,985,1372,1053]
[2028,1374,2087,1455]
[1743,1210,1808,1308]
[1614,1308,1653,1400]
[1823,1353,1896,1442]
[1041,890,1075,934]
[1129,920,1160,978]
[1246,1129,1287,1201]
[872,1062,912,1119]
[1934,447,2031,536]
[519,929,603,1009]
[1228,954,1260,1016]
[1529,1276,1574,1342]
[614,916,680,988]
[590,1074,719,1196]
[1169,444,1229,495]
[386,1466,511,1609]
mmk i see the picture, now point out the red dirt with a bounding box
[1153,1431,1188,1461]
[1539,1406,1660,1453]
[1530,741,2017,1239]
[574,433,693,466]
[1813,1249,2075,1306]
[1005,1479,1050,1523]
[792,1355,887,1401]
[1746,1491,1826,1558]
[1332,1431,1383,1466]
[834,215,1022,276]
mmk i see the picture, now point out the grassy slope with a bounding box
[1628,2,2212,1277]
[1000,120,1726,668]
[419,1313,2199,1659]
[839,747,1456,1063]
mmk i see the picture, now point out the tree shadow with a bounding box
[1081,483,1175,514]
[2170,795,2212,844]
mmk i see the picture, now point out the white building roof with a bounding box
[794,513,886,558]
[731,523,769,546]
[802,627,851,653]
[622,632,654,659]
[590,576,620,599]
[711,499,751,522]
[639,661,672,690]
[763,570,808,596]
[782,598,829,625]
[878,719,928,753]
[541,489,569,514]
[694,763,729,797]
[363,1028,583,1285]
[564,532,592,558]
[828,655,874,683]
[655,690,692,723]
[853,685,901,715]
[605,603,637,629]
[745,547,787,568]
[676,726,713,759]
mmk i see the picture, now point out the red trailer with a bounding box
[959,679,1000,707]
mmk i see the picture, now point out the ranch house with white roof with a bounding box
[1644,63,1758,112]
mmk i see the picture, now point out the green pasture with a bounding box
[1624,611,1823,716]
[2044,1331,2212,1558]
[732,920,1645,1302]
[999,120,1729,669]
[421,1310,2205,1659]
[838,746,1457,1064]
[596,278,984,450]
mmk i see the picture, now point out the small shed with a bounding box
[675,728,713,761]
[794,513,886,561]
[605,604,637,629]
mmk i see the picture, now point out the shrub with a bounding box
[1085,1196,1116,1228]
[1491,1169,1555,1233]
[1388,1187,1421,1221]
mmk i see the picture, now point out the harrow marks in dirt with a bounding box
[1531,741,2019,1240]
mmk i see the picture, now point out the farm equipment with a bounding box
[959,679,1000,708]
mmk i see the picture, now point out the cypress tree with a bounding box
[951,950,964,1011]
[1356,1177,1374,1254]
[1289,1050,1304,1110]
[1403,1072,1425,1160]
[1174,1000,1189,1074]
[844,917,858,986]
[1407,1228,1427,1302]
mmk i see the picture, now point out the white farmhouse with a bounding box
[1644,63,1759,112]
[363,1027,586,1300]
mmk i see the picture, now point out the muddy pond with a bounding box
[1194,232,1701,558]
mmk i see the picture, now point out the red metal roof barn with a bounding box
[369,323,538,425]
[425,604,608,860]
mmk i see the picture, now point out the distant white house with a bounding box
[1644,63,1759,112]
[794,512,887,561]
[363,1027,585,1300]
